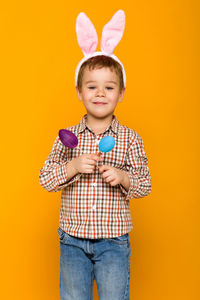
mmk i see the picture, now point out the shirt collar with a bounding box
[77,114,120,136]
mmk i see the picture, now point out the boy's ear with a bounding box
[75,87,82,101]
[118,88,126,102]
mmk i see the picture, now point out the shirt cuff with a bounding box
[119,172,139,201]
[53,162,82,191]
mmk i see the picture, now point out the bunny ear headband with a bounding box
[75,10,126,87]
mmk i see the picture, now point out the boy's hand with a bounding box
[70,154,103,174]
[99,165,130,188]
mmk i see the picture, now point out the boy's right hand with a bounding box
[70,153,103,174]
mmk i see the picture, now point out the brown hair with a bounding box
[77,55,124,92]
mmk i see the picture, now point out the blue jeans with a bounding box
[58,227,131,300]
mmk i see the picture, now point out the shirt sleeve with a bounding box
[39,135,82,192]
[119,132,152,200]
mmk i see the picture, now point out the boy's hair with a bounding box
[77,55,125,92]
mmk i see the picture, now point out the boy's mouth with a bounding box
[93,102,107,105]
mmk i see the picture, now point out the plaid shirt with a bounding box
[39,114,151,239]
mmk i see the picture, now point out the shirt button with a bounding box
[92,182,97,187]
[92,205,96,210]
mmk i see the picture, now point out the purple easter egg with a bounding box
[58,129,78,148]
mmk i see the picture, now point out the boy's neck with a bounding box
[86,114,113,135]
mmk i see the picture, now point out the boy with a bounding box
[39,11,151,300]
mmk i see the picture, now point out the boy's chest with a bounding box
[67,133,129,170]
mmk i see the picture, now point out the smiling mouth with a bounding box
[93,102,107,105]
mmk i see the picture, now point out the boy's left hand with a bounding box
[99,165,125,186]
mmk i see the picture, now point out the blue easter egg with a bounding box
[98,136,115,153]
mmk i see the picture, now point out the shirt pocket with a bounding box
[103,150,126,169]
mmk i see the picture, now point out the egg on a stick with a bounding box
[58,129,78,148]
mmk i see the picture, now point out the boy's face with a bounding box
[76,67,125,121]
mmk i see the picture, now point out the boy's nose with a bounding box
[96,88,105,96]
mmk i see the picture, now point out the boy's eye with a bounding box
[87,86,114,90]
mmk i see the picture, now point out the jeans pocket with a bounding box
[58,227,68,243]
[109,233,129,245]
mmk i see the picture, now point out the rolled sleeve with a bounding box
[51,162,82,192]
[120,132,152,201]
[39,135,82,192]
[119,173,139,198]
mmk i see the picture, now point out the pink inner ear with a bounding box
[101,10,125,54]
[76,12,98,56]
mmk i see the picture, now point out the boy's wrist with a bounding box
[66,160,79,177]
[120,170,131,191]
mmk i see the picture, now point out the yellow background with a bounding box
[1,0,199,299]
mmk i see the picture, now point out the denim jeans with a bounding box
[58,227,131,300]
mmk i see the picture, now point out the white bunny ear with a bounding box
[76,12,98,56]
[101,10,125,54]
